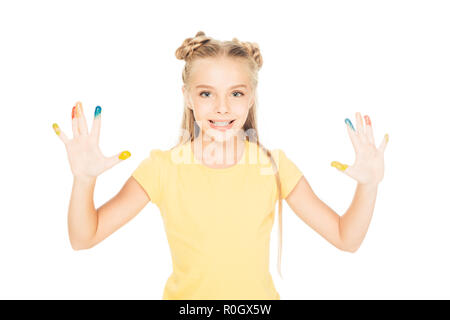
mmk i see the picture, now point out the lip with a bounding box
[208,119,235,122]
[208,119,235,130]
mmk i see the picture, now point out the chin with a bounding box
[204,129,238,143]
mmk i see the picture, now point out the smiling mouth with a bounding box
[208,119,235,124]
[207,119,235,130]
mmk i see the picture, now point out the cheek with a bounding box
[233,105,250,121]
[192,105,210,120]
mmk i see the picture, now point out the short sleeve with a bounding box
[131,149,164,204]
[272,149,304,199]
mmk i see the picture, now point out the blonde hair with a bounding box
[173,31,285,279]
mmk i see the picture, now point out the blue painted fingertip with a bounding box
[94,106,102,118]
[345,118,355,131]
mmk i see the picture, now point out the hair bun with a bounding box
[231,37,263,69]
[175,31,211,61]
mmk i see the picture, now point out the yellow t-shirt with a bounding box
[132,139,303,300]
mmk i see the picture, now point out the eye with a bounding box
[199,91,244,98]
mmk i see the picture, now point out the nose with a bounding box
[215,98,231,115]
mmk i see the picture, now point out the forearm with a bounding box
[339,182,378,252]
[68,176,98,250]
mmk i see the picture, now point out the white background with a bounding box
[0,0,449,299]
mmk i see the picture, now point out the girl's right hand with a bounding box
[52,101,131,181]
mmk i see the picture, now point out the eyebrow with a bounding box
[195,84,248,90]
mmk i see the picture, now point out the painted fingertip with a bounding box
[72,106,76,119]
[364,115,372,126]
[119,151,131,160]
[345,118,355,131]
[76,104,83,117]
[94,106,102,118]
[52,123,61,135]
[385,133,389,143]
[331,161,348,171]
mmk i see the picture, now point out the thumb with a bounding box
[331,161,359,180]
[331,161,348,172]
[105,151,131,170]
[378,133,389,153]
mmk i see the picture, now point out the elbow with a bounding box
[346,247,358,253]
[338,238,360,253]
[68,230,95,251]
[343,243,360,253]
[338,223,360,253]
[70,239,92,251]
[70,242,85,251]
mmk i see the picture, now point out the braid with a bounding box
[254,140,284,279]
[175,31,211,61]
[232,37,263,69]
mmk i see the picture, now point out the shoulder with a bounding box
[148,148,165,158]
[147,142,183,160]
[148,142,192,167]
[268,148,286,166]
[262,145,300,174]
[247,141,292,172]
[134,148,169,171]
[256,144,287,166]
[139,149,166,165]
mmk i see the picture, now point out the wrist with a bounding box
[73,175,97,184]
[357,181,378,191]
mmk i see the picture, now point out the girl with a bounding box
[52,31,388,300]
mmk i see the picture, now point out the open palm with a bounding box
[52,102,130,180]
[331,112,388,186]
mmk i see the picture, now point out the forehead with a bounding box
[190,57,250,87]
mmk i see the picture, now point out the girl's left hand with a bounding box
[331,112,388,186]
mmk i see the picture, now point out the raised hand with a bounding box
[331,112,388,186]
[52,101,131,180]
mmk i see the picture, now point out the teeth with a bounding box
[210,120,232,126]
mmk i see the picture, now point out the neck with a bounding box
[192,133,246,167]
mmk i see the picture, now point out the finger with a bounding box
[364,114,375,145]
[76,101,89,136]
[91,105,102,143]
[331,161,359,181]
[378,133,389,153]
[71,105,79,138]
[331,161,349,172]
[345,118,359,150]
[355,112,368,144]
[52,123,69,144]
[105,151,131,170]
[355,112,364,135]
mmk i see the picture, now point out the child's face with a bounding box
[183,57,254,143]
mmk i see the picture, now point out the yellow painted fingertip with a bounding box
[385,133,389,143]
[119,151,131,160]
[331,161,348,171]
[52,123,61,135]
